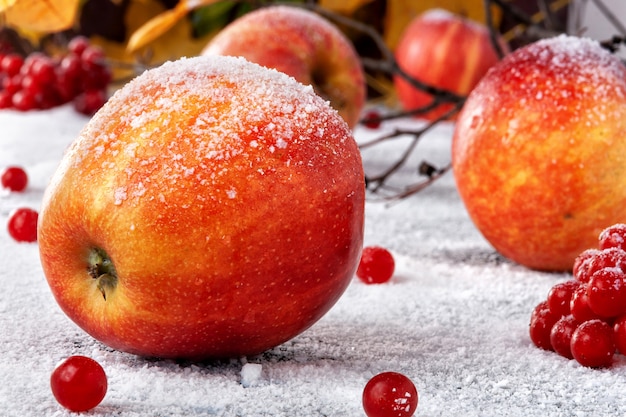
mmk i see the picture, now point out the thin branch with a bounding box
[362,102,463,193]
[483,0,507,58]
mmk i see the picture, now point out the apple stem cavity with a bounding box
[87,248,118,301]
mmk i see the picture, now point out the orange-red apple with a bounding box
[202,5,366,129]
[394,8,509,121]
[452,35,626,271]
[38,55,365,359]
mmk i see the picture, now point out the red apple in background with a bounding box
[393,8,509,121]
[202,5,366,129]
[452,35,626,271]
[38,55,365,360]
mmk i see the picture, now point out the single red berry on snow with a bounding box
[357,246,395,284]
[7,207,38,242]
[362,110,382,129]
[363,371,418,417]
[1,166,28,192]
[50,355,107,412]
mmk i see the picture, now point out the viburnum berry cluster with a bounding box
[530,223,626,368]
[0,36,111,115]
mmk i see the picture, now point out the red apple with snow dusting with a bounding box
[452,35,626,271]
[37,55,365,359]
[394,8,509,121]
[202,5,366,129]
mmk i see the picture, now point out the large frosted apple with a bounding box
[452,35,626,271]
[38,55,365,359]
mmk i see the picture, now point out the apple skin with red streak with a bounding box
[38,55,365,360]
[452,35,626,271]
[202,5,366,129]
[394,8,509,121]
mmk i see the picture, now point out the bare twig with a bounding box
[362,101,463,198]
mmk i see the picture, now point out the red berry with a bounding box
[1,166,28,192]
[7,207,38,242]
[547,280,579,317]
[81,64,112,91]
[29,55,56,85]
[570,319,615,368]
[586,267,626,318]
[613,315,626,354]
[20,52,44,74]
[3,74,22,95]
[362,110,382,129]
[68,36,91,57]
[1,53,23,76]
[0,90,12,108]
[81,45,106,69]
[529,301,560,351]
[362,372,418,417]
[11,89,36,111]
[573,249,601,283]
[586,248,626,278]
[356,246,395,284]
[73,89,107,115]
[599,224,626,251]
[550,315,580,359]
[50,355,107,412]
[570,284,601,323]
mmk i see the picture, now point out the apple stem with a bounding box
[87,248,118,301]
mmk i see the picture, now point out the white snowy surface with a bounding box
[1,105,625,416]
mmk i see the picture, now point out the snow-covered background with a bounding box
[2,105,626,416]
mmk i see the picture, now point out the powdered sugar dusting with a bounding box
[5,106,626,416]
[69,55,354,209]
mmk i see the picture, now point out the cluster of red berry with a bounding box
[530,224,626,368]
[0,36,111,115]
[2,166,38,242]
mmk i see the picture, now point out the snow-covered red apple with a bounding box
[202,5,366,129]
[452,35,626,271]
[393,8,509,121]
[37,55,365,359]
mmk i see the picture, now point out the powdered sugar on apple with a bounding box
[70,55,353,207]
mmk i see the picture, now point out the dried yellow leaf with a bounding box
[126,0,220,53]
[0,0,17,13]
[3,0,80,32]
[95,0,213,82]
